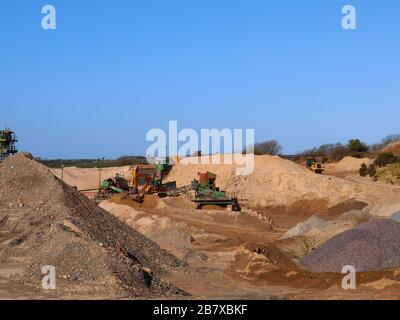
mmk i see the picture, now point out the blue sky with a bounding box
[1,0,399,158]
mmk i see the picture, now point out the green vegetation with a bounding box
[359,152,400,182]
[376,163,400,185]
[359,163,368,177]
[299,139,369,161]
[367,164,377,177]
[373,152,399,168]
[347,139,369,153]
[359,163,377,178]
[40,156,147,169]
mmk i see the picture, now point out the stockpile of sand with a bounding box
[300,219,400,273]
[280,216,332,240]
[166,154,400,208]
[109,193,161,210]
[51,166,132,190]
[337,210,372,224]
[0,154,184,297]
[325,157,373,174]
[99,199,193,258]
[365,202,400,218]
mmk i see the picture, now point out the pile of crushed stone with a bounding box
[300,219,400,273]
[390,211,400,223]
[0,154,185,298]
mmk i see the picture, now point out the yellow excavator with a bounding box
[306,157,325,174]
[129,163,177,199]
[130,164,154,194]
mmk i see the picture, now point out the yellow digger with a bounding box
[129,163,177,199]
[306,157,325,174]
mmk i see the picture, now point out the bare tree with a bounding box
[382,134,400,146]
[254,140,282,155]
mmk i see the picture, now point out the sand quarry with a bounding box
[2,153,400,299]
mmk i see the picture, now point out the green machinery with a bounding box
[190,172,241,211]
[0,128,18,162]
[96,173,129,199]
[94,163,176,202]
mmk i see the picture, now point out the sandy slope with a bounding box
[166,154,400,209]
[51,166,132,190]
[325,156,372,174]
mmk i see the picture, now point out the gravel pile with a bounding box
[0,154,185,297]
[300,219,400,272]
[390,211,400,223]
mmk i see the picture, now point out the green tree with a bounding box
[347,139,369,153]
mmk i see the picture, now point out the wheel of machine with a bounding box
[231,200,241,212]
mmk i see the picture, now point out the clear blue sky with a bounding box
[1,0,399,158]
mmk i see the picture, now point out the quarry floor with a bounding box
[3,159,400,300]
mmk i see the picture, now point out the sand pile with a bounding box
[325,157,372,174]
[51,166,132,190]
[280,215,332,240]
[166,154,399,208]
[109,193,161,210]
[337,210,372,224]
[366,201,400,218]
[229,243,298,276]
[0,154,184,297]
[99,200,193,258]
[300,219,400,273]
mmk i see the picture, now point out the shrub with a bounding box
[374,153,399,168]
[299,143,350,161]
[367,164,377,177]
[253,140,282,155]
[347,139,369,153]
[359,163,368,177]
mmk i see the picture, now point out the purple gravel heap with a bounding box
[300,219,400,273]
